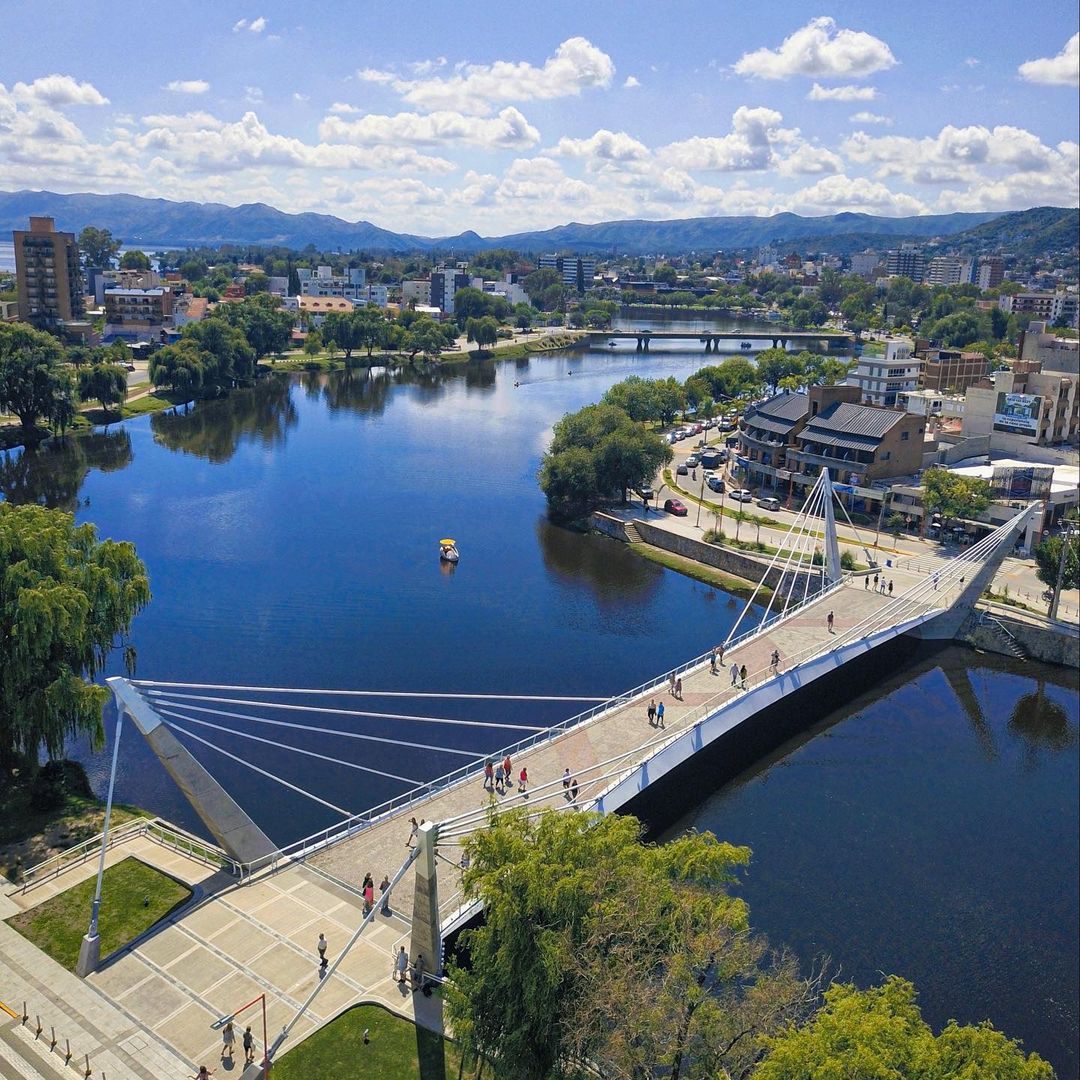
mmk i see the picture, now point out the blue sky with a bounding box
[1,1,1077,234]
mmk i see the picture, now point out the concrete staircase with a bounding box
[0,1016,68,1079]
[982,613,1028,659]
[624,522,643,544]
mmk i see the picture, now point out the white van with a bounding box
[757,496,782,511]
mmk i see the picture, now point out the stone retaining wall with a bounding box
[959,609,1080,668]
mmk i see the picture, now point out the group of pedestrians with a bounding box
[209,1018,257,1074]
[646,698,666,728]
[865,573,894,595]
[667,672,683,700]
[395,945,431,995]
[482,754,527,795]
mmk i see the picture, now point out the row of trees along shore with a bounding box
[539,352,854,522]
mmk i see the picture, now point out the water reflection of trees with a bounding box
[150,377,297,463]
[1008,685,1078,754]
[536,516,665,606]
[321,368,392,417]
[0,430,133,511]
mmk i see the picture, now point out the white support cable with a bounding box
[780,477,826,618]
[145,690,547,732]
[136,682,606,702]
[155,707,422,786]
[148,700,484,759]
[758,480,816,627]
[161,718,355,818]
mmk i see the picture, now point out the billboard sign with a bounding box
[990,466,1054,501]
[993,392,1041,436]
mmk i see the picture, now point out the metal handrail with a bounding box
[244,576,848,873]
[15,816,236,892]
[17,817,147,892]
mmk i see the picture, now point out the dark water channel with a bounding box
[2,334,1076,1073]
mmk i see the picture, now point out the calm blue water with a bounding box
[664,650,1079,1077]
[3,335,1076,1073]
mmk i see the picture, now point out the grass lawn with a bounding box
[274,1003,465,1080]
[631,543,771,603]
[6,856,192,971]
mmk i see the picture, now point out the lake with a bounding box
[2,332,1076,1074]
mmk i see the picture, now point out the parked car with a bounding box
[664,499,688,516]
[707,476,725,493]
[729,488,754,502]
[676,463,688,475]
[685,454,700,468]
[757,496,782,511]
[638,486,654,501]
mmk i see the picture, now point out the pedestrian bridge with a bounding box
[5,473,1033,1070]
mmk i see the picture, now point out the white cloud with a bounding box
[293,92,309,103]
[964,57,980,67]
[549,129,650,162]
[661,106,799,172]
[245,86,264,105]
[328,102,361,114]
[786,174,927,216]
[409,58,447,76]
[134,109,457,173]
[850,111,892,125]
[1018,33,1080,87]
[13,74,109,107]
[139,111,224,131]
[807,82,877,101]
[734,17,897,80]
[318,106,539,149]
[356,68,395,84]
[233,16,266,33]
[777,143,843,176]
[165,79,210,95]
[375,37,615,115]
[623,75,641,89]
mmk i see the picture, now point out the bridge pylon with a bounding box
[409,820,443,977]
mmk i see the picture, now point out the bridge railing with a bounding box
[248,576,849,875]
[13,816,237,893]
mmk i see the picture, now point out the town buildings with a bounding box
[850,338,920,407]
[537,254,596,292]
[1000,290,1079,328]
[916,344,989,393]
[297,266,367,300]
[103,287,175,340]
[963,366,1078,450]
[13,216,84,328]
[430,268,470,314]
[883,248,925,283]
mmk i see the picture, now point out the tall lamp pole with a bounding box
[76,704,124,978]
[694,468,707,528]
[1049,521,1077,622]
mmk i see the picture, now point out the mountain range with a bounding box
[0,189,1076,257]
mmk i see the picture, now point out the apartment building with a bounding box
[104,287,175,339]
[430,269,470,314]
[850,338,920,407]
[1018,322,1080,374]
[999,290,1078,327]
[402,280,432,307]
[925,256,973,287]
[883,248,925,283]
[974,256,1004,290]
[13,215,84,328]
[297,295,353,327]
[915,343,988,392]
[849,251,880,278]
[963,367,1078,449]
[537,254,596,292]
[298,266,368,299]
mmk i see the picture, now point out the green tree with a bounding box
[0,504,150,763]
[0,323,76,435]
[183,318,256,388]
[244,271,270,294]
[921,468,991,533]
[303,328,323,357]
[1033,533,1079,593]
[149,339,205,398]
[211,294,293,361]
[119,249,151,271]
[446,810,761,1080]
[78,226,121,269]
[77,363,128,417]
[603,375,661,421]
[756,348,806,392]
[925,310,986,348]
[757,977,1053,1079]
[653,263,679,285]
[653,375,688,424]
[537,446,598,520]
[322,311,363,361]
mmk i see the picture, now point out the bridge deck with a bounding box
[307,571,939,916]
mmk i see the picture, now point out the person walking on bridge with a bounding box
[770,649,781,674]
[395,945,408,983]
[674,676,683,700]
[483,760,494,791]
[562,768,572,798]
[739,664,748,690]
[494,761,505,794]
[518,766,528,795]
[730,662,739,688]
[503,754,512,782]
[668,672,677,695]
[827,610,835,634]
[656,700,665,728]
[406,817,419,848]
[647,698,657,725]
[710,648,718,674]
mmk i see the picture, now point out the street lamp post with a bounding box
[694,468,707,528]
[654,482,667,512]
[1049,520,1077,622]
[76,706,124,978]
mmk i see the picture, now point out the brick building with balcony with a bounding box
[13,215,84,329]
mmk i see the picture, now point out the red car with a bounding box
[664,498,688,516]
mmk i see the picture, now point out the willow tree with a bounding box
[0,504,150,764]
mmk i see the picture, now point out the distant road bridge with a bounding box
[11,473,1031,1068]
[585,328,855,352]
